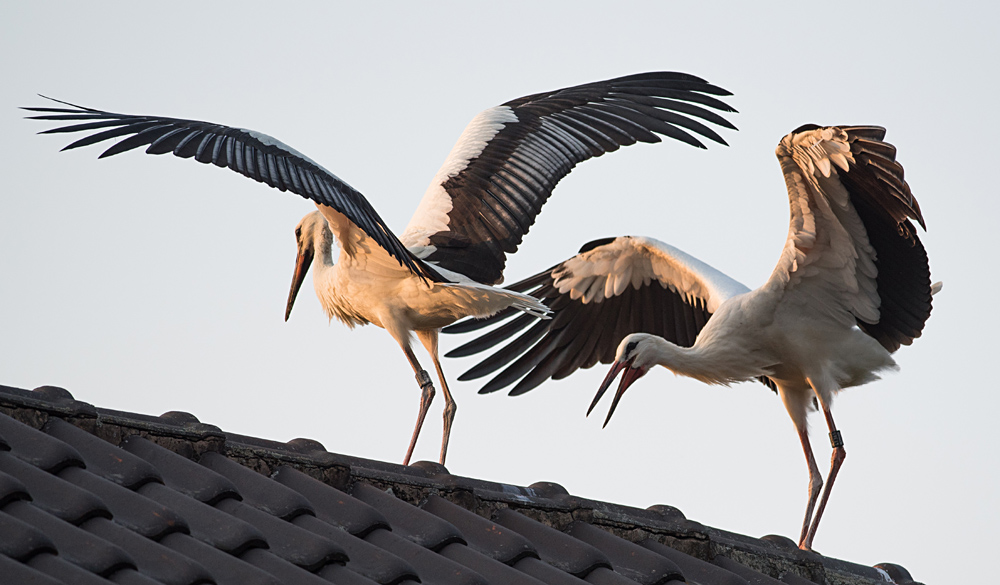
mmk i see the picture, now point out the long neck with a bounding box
[651,336,767,386]
[310,225,341,319]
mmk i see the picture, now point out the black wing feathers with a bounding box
[24,98,445,283]
[444,239,715,395]
[839,127,931,352]
[425,72,736,284]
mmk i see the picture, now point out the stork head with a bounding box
[285,211,327,321]
[588,333,658,427]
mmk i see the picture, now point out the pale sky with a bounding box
[2,2,997,583]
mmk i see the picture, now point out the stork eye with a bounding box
[625,340,638,355]
[295,227,302,238]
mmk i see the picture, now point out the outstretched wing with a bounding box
[769,125,931,351]
[444,236,750,395]
[401,72,737,285]
[24,98,444,283]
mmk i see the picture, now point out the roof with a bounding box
[0,383,922,585]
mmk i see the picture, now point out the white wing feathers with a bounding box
[771,126,880,325]
[401,106,518,252]
[553,237,749,310]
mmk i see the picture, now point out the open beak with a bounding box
[285,245,313,321]
[587,357,647,428]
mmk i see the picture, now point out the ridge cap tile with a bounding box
[122,435,240,505]
[4,499,135,576]
[364,528,488,585]
[639,539,750,585]
[0,507,58,561]
[713,555,788,585]
[292,513,420,584]
[351,482,466,550]
[81,516,214,585]
[215,498,347,571]
[58,467,188,541]
[0,451,111,525]
[199,451,314,520]
[0,413,84,473]
[42,418,163,490]
[272,466,390,537]
[566,521,684,584]
[422,494,538,565]
[440,541,549,585]
[138,482,267,556]
[494,508,612,578]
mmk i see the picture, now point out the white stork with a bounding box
[446,125,935,549]
[26,72,737,466]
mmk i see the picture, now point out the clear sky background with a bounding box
[2,2,996,582]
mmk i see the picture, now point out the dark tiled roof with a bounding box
[0,384,924,585]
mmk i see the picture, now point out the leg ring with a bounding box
[829,429,844,449]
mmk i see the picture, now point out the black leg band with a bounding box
[829,430,844,448]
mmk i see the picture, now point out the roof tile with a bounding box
[4,499,134,576]
[365,528,488,585]
[0,507,57,561]
[292,513,419,584]
[513,556,589,585]
[639,539,749,585]
[583,566,645,584]
[121,435,239,505]
[138,482,266,555]
[0,553,63,585]
[200,451,314,520]
[0,414,83,473]
[273,466,389,536]
[495,509,611,577]
[566,521,683,584]
[0,452,110,525]
[0,468,29,507]
[80,517,213,585]
[422,495,537,565]
[439,541,547,585]
[315,562,383,585]
[352,483,465,550]
[58,467,187,540]
[214,498,347,570]
[239,547,345,585]
[0,387,923,585]
[159,532,280,585]
[25,553,113,585]
[42,419,162,490]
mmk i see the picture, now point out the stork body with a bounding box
[447,125,935,548]
[28,72,737,465]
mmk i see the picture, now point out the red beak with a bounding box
[588,358,647,427]
[285,245,313,321]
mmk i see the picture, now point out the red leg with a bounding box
[400,344,434,466]
[802,405,846,550]
[795,426,824,549]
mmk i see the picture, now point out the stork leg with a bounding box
[399,343,435,467]
[794,427,824,549]
[803,404,846,550]
[779,386,823,550]
[416,330,456,466]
